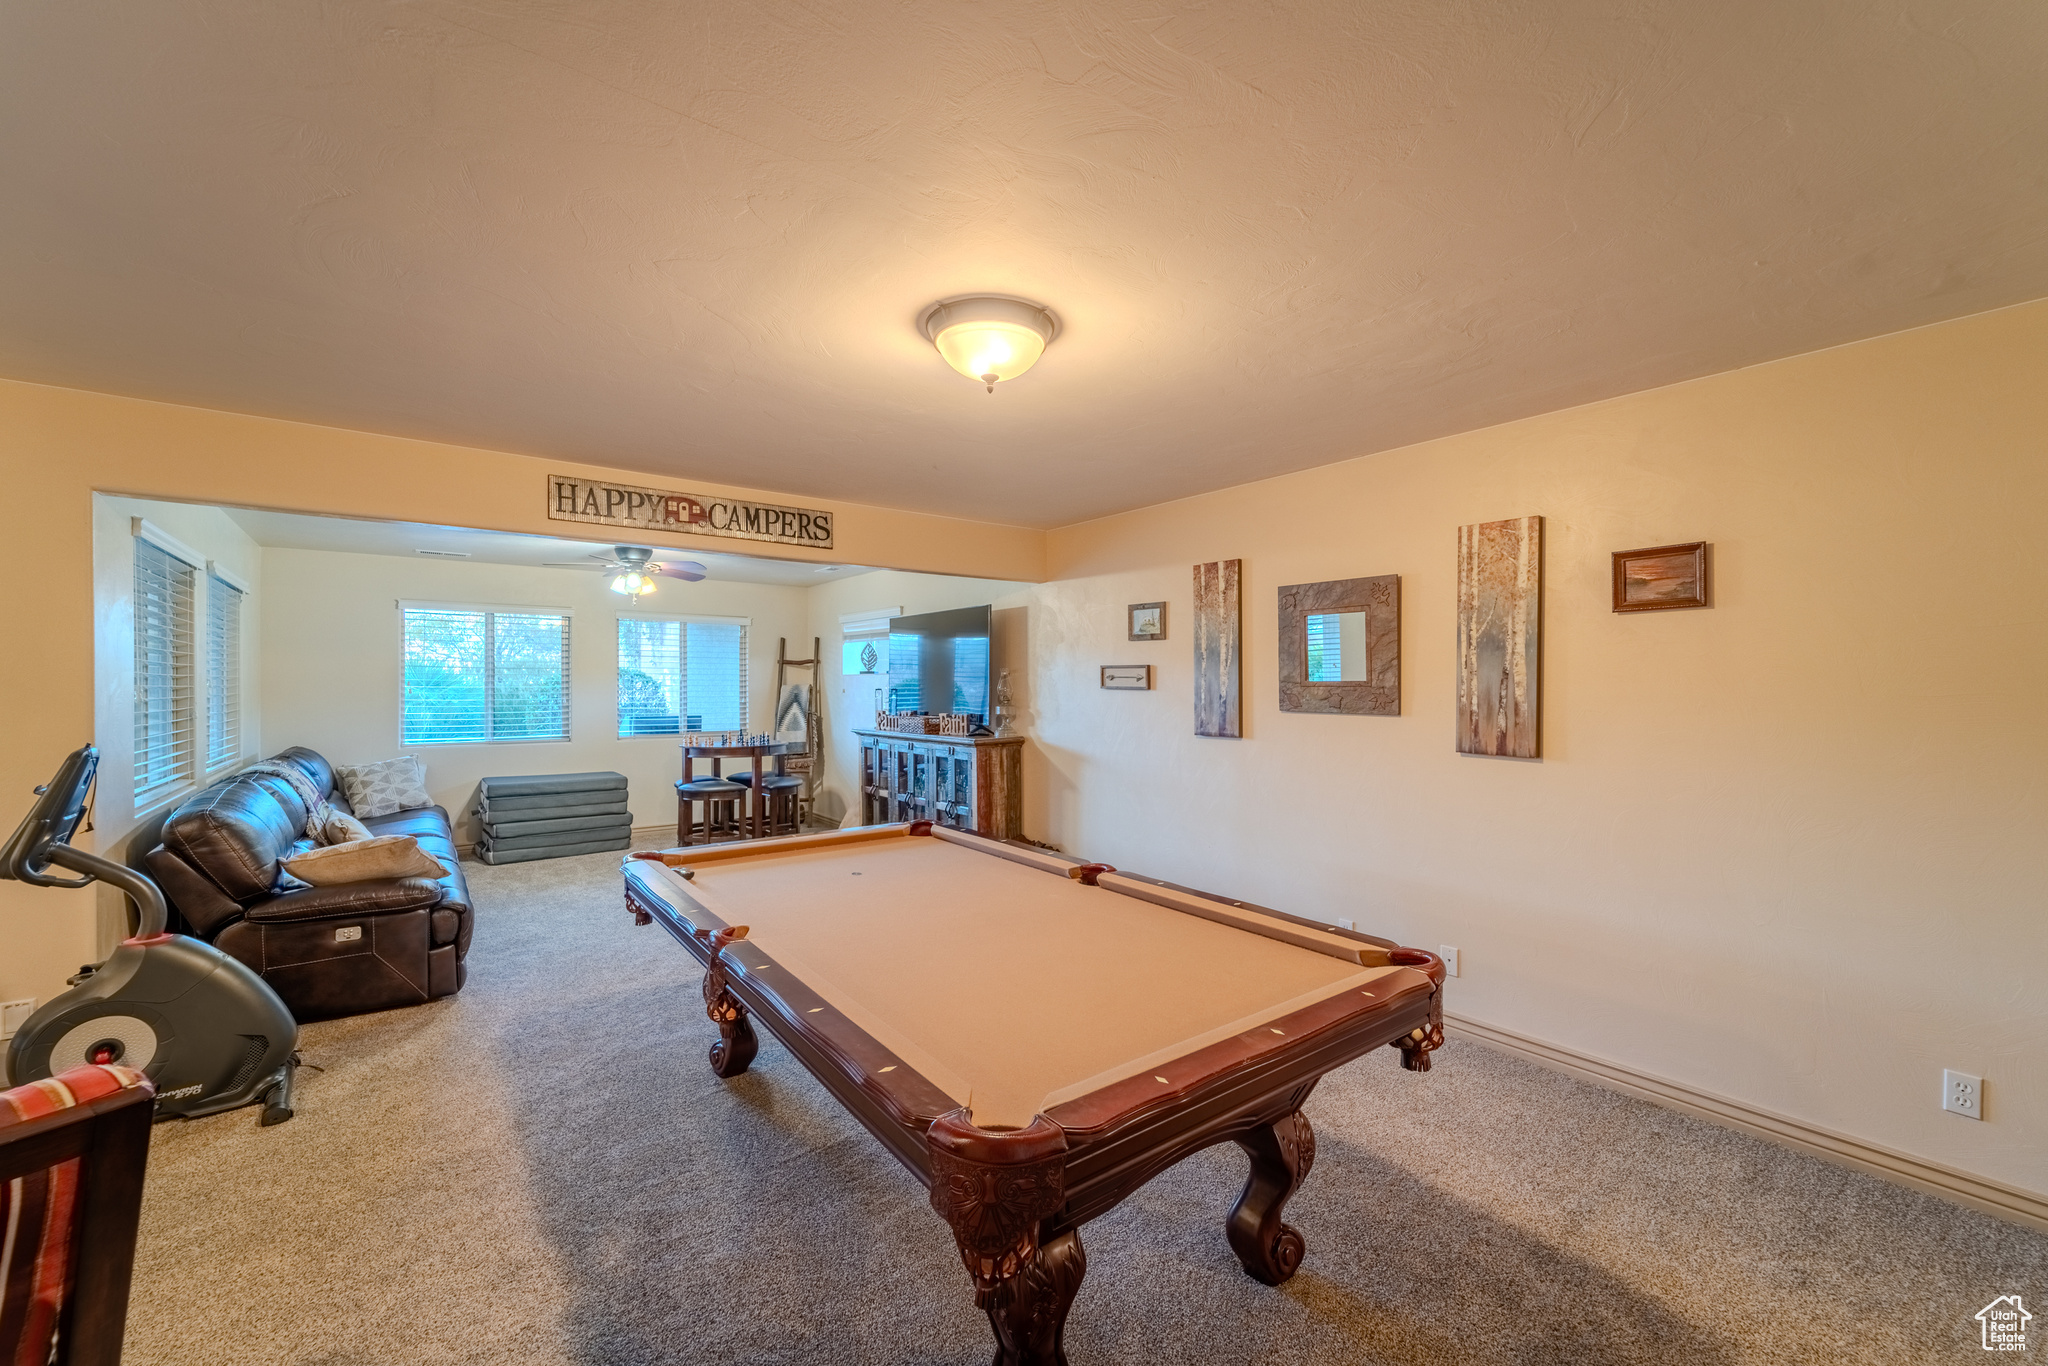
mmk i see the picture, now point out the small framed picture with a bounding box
[1128,602,1166,641]
[1101,665,1152,690]
[1613,542,1709,612]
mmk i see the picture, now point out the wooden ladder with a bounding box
[776,636,823,828]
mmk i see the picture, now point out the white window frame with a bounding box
[838,607,901,636]
[615,611,751,740]
[397,600,577,747]
[132,519,204,807]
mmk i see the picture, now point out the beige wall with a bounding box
[0,377,1042,1014]
[259,548,809,841]
[1014,301,2048,1195]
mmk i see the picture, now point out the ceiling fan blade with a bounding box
[659,561,708,581]
[541,561,609,569]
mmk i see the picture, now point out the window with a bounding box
[886,630,920,712]
[134,539,197,799]
[206,572,244,770]
[402,607,571,744]
[617,617,748,736]
[1305,612,1341,682]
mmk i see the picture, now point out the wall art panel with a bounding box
[1192,559,1242,738]
[1456,517,1541,757]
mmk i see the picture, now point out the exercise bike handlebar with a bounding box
[2,743,170,938]
[42,842,170,939]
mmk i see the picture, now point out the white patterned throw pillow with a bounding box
[335,755,432,819]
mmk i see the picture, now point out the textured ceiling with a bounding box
[4,1,2046,528]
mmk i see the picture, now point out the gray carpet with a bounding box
[125,851,2046,1365]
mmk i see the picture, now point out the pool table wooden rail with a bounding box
[621,824,1446,1365]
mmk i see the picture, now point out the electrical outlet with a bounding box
[1334,918,1356,931]
[1943,1069,1983,1120]
[0,999,34,1040]
[1438,945,1461,977]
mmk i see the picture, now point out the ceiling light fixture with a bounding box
[541,545,706,597]
[918,296,1060,393]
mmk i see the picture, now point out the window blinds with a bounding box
[402,608,571,744]
[617,618,682,735]
[1305,613,1340,682]
[616,618,747,736]
[206,574,244,770]
[134,540,197,798]
[886,630,921,712]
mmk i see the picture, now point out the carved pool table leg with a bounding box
[1396,988,1446,1072]
[980,1228,1085,1366]
[927,1111,1082,1366]
[705,1002,758,1078]
[698,928,758,1078]
[1226,1109,1316,1285]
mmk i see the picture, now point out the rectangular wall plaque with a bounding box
[548,475,834,549]
[1193,559,1242,738]
[1456,516,1541,757]
[1100,665,1152,690]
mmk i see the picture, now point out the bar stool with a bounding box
[756,774,804,836]
[676,778,747,846]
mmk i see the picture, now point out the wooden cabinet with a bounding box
[854,729,1025,839]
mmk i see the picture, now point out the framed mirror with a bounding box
[1278,575,1399,715]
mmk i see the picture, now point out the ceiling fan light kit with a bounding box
[540,544,706,597]
[604,546,660,597]
[919,295,1059,393]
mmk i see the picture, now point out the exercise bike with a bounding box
[2,744,299,1124]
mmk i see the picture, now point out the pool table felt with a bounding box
[653,834,1399,1129]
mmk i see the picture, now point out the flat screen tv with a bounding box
[886,605,993,722]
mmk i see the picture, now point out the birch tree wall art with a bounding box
[1456,516,1542,757]
[1192,559,1242,737]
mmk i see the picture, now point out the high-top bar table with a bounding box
[681,738,808,840]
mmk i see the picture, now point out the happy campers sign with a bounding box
[548,476,833,550]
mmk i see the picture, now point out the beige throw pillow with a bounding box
[282,835,449,886]
[315,810,375,846]
[335,756,432,819]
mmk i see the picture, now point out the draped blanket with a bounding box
[775,682,811,747]
[242,759,342,843]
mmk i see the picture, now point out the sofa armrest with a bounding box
[145,844,245,938]
[243,878,445,923]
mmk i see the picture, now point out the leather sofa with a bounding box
[143,747,472,1021]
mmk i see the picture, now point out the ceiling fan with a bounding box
[542,545,706,598]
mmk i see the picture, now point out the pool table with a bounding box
[622,821,1445,1365]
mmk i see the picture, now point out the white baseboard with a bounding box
[1446,1011,2048,1234]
